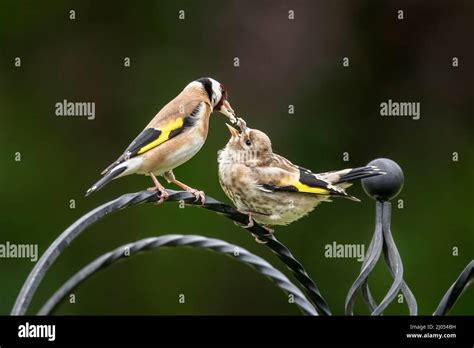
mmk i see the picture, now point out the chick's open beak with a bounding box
[218,100,237,124]
[226,123,240,138]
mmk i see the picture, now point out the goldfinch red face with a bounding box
[197,77,236,123]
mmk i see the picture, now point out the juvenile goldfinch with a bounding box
[86,77,236,202]
[218,120,384,231]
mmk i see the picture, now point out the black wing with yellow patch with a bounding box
[261,167,345,196]
[296,168,337,194]
[102,103,202,174]
[124,128,162,157]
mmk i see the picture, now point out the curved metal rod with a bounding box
[345,202,384,315]
[371,202,404,315]
[380,233,418,315]
[434,260,474,315]
[360,239,380,312]
[12,190,331,316]
[37,235,317,316]
[359,203,386,311]
[360,237,417,314]
[347,201,417,315]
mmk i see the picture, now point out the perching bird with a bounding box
[86,77,236,202]
[218,120,384,232]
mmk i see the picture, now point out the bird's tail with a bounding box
[321,166,385,202]
[85,165,127,197]
[334,166,385,184]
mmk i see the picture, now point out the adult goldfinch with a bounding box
[218,120,384,231]
[86,77,236,202]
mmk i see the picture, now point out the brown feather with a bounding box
[102,83,212,175]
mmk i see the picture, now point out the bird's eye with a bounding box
[245,139,252,146]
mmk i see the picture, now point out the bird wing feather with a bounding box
[255,155,346,196]
[101,100,203,174]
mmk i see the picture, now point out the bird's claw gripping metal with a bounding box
[189,189,206,205]
[147,187,169,204]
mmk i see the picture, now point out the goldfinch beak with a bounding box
[226,123,240,138]
[218,100,237,123]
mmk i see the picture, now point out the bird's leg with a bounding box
[252,235,268,244]
[252,225,274,244]
[148,172,169,204]
[234,211,254,229]
[164,171,205,204]
[234,210,267,244]
[262,225,274,234]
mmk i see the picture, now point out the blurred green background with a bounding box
[0,0,472,315]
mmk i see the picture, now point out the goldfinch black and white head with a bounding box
[195,77,236,122]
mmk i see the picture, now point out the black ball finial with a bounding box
[362,158,404,201]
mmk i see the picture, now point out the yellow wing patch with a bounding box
[137,118,184,154]
[292,181,330,194]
